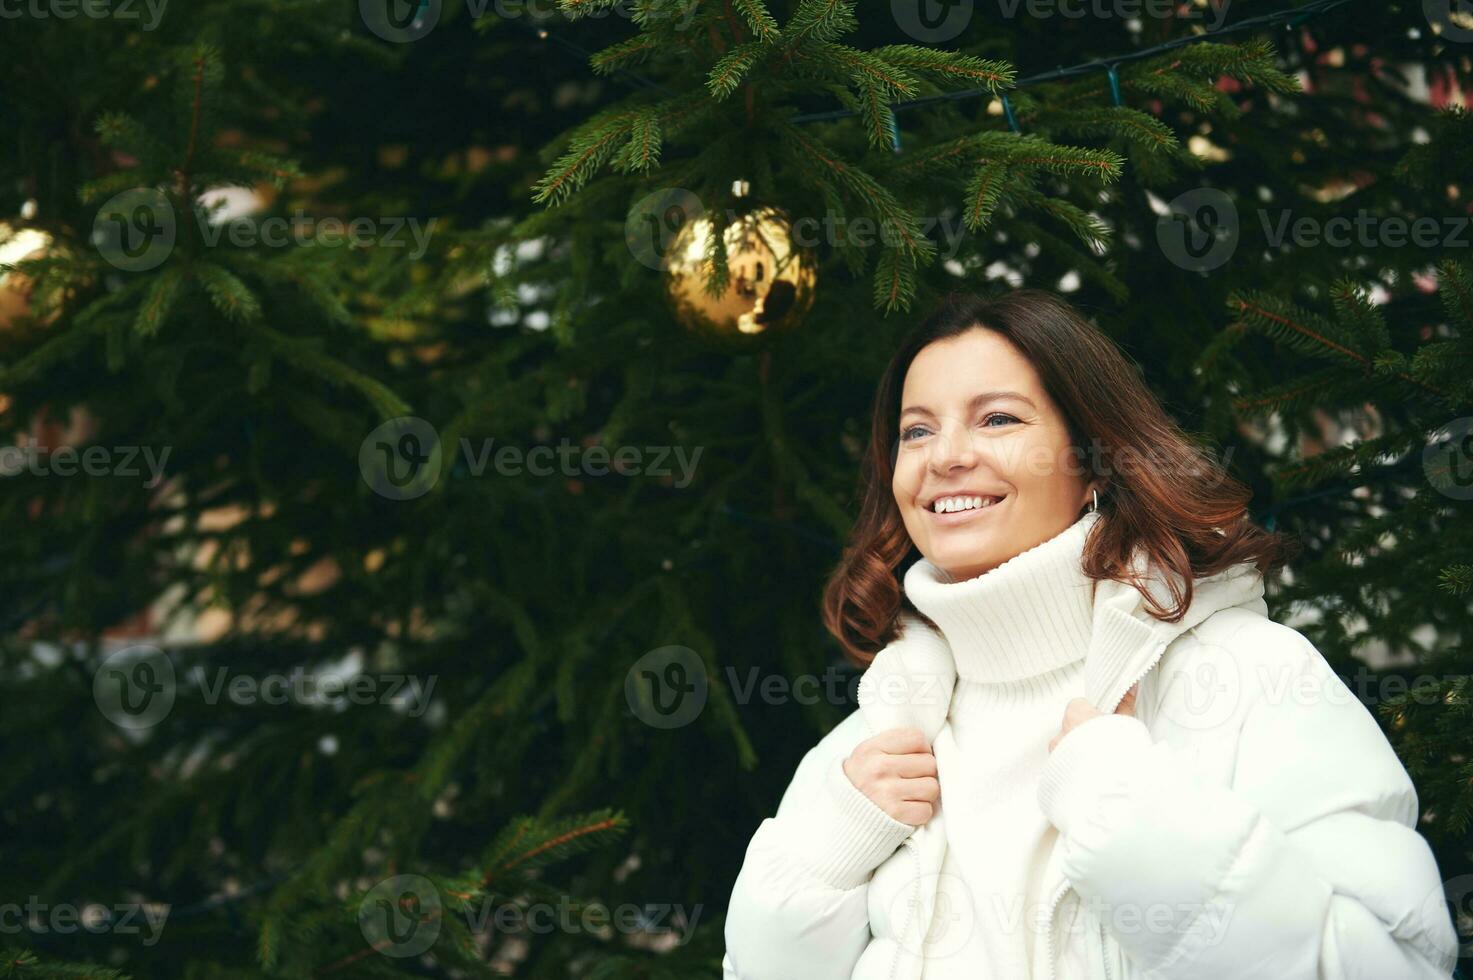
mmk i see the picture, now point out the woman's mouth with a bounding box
[926,494,1006,524]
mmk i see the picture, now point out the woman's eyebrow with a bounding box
[900,390,1037,419]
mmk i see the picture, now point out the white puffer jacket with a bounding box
[723,554,1460,980]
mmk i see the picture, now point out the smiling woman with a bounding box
[721,289,1460,980]
[822,288,1294,666]
[892,327,1096,582]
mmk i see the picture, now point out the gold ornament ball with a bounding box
[664,206,816,338]
[0,226,56,330]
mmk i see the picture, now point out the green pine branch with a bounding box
[707,42,765,99]
[730,0,779,41]
[0,949,128,980]
[781,0,858,48]
[868,44,1014,89]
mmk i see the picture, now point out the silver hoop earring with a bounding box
[1090,489,1099,514]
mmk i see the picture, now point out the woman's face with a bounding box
[892,327,1096,581]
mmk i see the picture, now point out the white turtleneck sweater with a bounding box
[901,512,1099,980]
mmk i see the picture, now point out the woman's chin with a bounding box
[926,540,999,581]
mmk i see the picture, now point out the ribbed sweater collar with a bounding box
[902,511,1100,684]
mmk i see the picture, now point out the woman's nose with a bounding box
[926,417,980,473]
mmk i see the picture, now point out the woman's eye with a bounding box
[902,416,1015,441]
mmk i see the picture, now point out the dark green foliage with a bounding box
[1,0,1469,976]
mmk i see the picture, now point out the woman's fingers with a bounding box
[891,750,938,778]
[1116,682,1139,715]
[868,726,930,754]
[843,727,939,826]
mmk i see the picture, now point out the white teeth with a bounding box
[932,495,999,513]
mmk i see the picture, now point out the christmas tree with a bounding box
[1,0,1469,976]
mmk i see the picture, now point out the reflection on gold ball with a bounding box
[664,207,815,337]
[0,226,56,330]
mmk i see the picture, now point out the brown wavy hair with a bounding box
[821,288,1298,668]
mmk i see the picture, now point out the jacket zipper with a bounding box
[1042,878,1070,980]
[888,837,922,980]
[1103,638,1168,715]
[1044,877,1118,980]
[1045,637,1170,980]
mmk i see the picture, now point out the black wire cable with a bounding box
[511,0,1360,122]
[792,0,1359,124]
[509,19,673,96]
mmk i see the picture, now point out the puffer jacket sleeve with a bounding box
[1035,627,1460,980]
[722,708,917,980]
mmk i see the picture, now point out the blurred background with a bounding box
[0,0,1470,976]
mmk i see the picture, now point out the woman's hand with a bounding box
[842,727,939,826]
[1047,682,1138,754]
